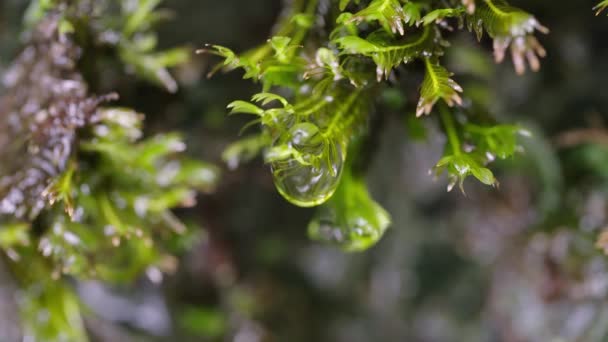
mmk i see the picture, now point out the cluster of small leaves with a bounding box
[203,35,308,92]
[0,108,216,339]
[434,106,529,191]
[207,0,547,250]
[468,0,548,74]
[416,58,463,116]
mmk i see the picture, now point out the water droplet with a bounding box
[308,173,391,251]
[269,123,345,207]
[309,202,390,252]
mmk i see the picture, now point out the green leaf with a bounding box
[269,36,296,63]
[435,154,497,192]
[201,45,261,79]
[260,63,304,90]
[403,2,422,24]
[306,48,344,81]
[471,0,547,38]
[291,13,314,28]
[251,92,290,107]
[335,26,444,80]
[227,101,265,116]
[417,59,463,116]
[348,0,408,35]
[465,124,530,160]
[469,0,548,74]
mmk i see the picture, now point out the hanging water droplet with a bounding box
[268,123,345,207]
[309,204,390,252]
[308,172,391,252]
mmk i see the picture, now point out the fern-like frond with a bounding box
[348,0,408,35]
[417,59,463,116]
[201,40,306,90]
[471,0,548,38]
[469,0,548,74]
[335,26,444,81]
[199,45,260,79]
[595,0,608,15]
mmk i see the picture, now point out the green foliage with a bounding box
[0,1,217,340]
[417,58,463,116]
[434,105,529,191]
[595,0,608,15]
[335,25,445,80]
[348,0,409,35]
[203,38,307,91]
[228,86,368,207]
[464,124,529,159]
[469,0,548,74]
[435,153,496,191]
[37,108,218,281]
[205,0,551,250]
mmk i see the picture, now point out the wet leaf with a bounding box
[468,0,548,74]
[308,169,390,252]
[417,58,463,116]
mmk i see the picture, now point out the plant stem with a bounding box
[439,103,461,156]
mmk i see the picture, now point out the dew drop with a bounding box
[307,173,391,251]
[269,123,345,207]
[308,200,390,252]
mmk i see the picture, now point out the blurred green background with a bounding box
[4,0,608,341]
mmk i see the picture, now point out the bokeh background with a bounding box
[3,0,608,341]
